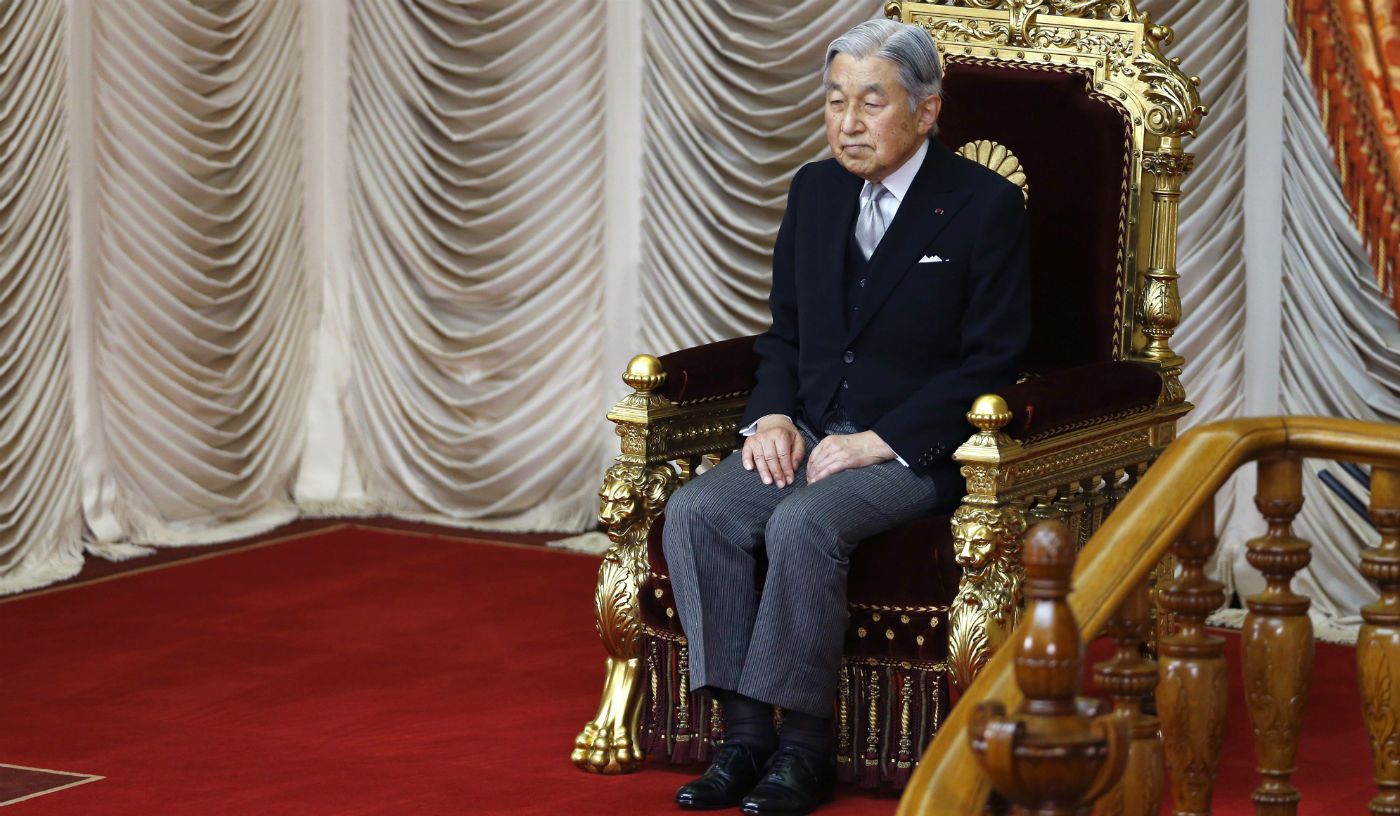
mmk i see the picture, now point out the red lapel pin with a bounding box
[934,207,944,215]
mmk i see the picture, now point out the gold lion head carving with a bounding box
[598,463,677,544]
[953,506,1024,573]
[951,503,1027,625]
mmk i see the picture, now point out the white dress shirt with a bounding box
[740,140,930,467]
[855,137,926,240]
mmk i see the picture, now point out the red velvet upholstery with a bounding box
[640,520,686,638]
[936,59,1133,372]
[1001,361,1163,441]
[841,514,959,665]
[658,336,759,404]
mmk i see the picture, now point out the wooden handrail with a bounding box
[897,417,1400,814]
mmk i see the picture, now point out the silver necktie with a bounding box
[854,183,890,260]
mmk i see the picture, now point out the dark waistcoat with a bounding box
[822,231,871,426]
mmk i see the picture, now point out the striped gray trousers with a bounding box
[661,413,946,716]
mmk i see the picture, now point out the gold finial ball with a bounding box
[623,354,666,393]
[967,394,1012,433]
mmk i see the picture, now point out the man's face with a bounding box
[824,53,941,182]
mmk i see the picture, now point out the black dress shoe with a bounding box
[739,747,836,815]
[675,742,772,810]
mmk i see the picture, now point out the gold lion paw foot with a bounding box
[572,724,643,774]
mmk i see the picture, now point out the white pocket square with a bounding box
[919,254,947,264]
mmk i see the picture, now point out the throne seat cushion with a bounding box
[641,509,959,668]
[843,513,958,666]
[641,518,689,639]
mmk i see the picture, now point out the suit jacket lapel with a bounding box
[845,140,971,344]
[812,170,863,333]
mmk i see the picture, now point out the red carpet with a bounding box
[0,525,1371,814]
[0,526,896,814]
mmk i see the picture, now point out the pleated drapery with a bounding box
[339,0,607,530]
[80,0,312,547]
[0,0,86,591]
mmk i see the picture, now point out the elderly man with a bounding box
[662,18,1028,814]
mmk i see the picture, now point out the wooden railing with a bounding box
[896,417,1400,815]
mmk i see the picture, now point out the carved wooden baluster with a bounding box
[969,521,1128,815]
[1150,554,1181,652]
[1242,457,1313,816]
[1084,472,1112,544]
[1057,480,1086,544]
[1157,497,1228,815]
[1095,579,1163,816]
[1360,467,1400,815]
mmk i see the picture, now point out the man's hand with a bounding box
[806,431,896,484]
[742,414,805,488]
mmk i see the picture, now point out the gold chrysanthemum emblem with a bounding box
[957,140,1029,202]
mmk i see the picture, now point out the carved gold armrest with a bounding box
[947,388,1191,691]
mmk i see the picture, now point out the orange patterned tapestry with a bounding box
[1292,0,1400,317]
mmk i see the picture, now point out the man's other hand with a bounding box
[742,415,805,488]
[806,431,896,484]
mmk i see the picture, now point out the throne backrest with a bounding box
[894,1,1205,374]
[936,64,1130,371]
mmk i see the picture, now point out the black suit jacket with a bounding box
[742,138,1031,483]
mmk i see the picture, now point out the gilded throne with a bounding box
[573,0,1205,789]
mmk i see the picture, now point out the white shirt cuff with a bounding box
[894,454,909,467]
[740,415,790,436]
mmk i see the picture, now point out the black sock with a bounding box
[713,690,778,754]
[777,709,833,760]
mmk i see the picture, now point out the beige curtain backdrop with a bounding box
[329,0,608,531]
[77,0,312,549]
[0,0,86,592]
[0,0,1392,621]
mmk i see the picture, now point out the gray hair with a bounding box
[822,19,943,112]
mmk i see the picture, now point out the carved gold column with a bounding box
[949,394,1028,691]
[1095,580,1164,816]
[1139,142,1193,384]
[1136,22,1204,402]
[969,521,1128,815]
[1360,467,1400,815]
[1157,498,1228,815]
[1242,457,1313,816]
[572,355,678,773]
